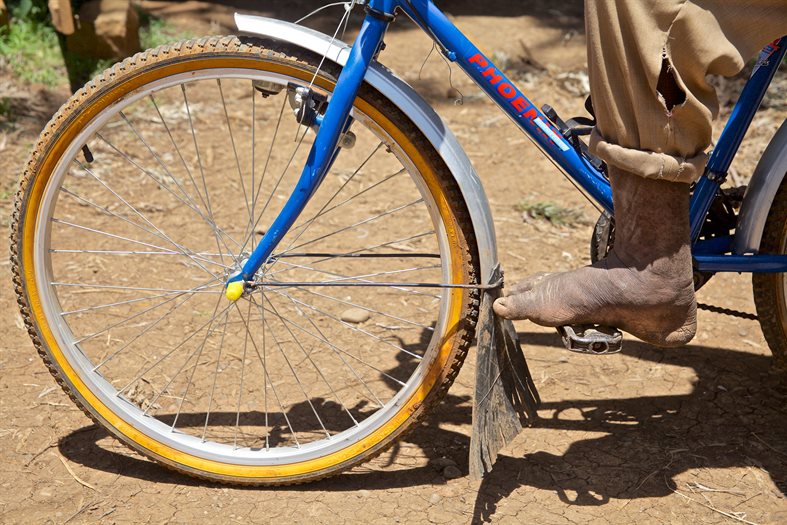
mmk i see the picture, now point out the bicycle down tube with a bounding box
[232,0,787,294]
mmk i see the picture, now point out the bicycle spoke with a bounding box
[217,79,252,227]
[250,94,288,218]
[267,259,443,299]
[92,290,204,371]
[258,296,331,439]
[51,248,232,271]
[265,260,441,300]
[52,282,222,294]
[272,141,385,262]
[250,296,406,388]
[62,287,201,316]
[74,278,221,344]
[266,231,436,279]
[59,186,213,265]
[277,198,425,256]
[201,308,231,442]
[94,131,242,263]
[148,94,245,266]
[237,127,309,258]
[181,83,241,269]
[116,301,233,396]
[166,299,228,426]
[142,294,224,416]
[286,286,432,331]
[250,86,257,250]
[234,300,251,448]
[234,301,301,448]
[278,164,405,251]
[117,110,208,222]
[255,294,358,426]
[268,288,423,360]
[271,290,383,407]
[149,94,211,215]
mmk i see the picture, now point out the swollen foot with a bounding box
[494,166,698,348]
[492,251,697,347]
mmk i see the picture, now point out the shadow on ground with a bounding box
[59,330,786,523]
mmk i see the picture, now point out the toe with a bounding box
[493,293,533,320]
[505,272,551,296]
[493,297,512,318]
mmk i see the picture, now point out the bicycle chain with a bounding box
[697,301,758,321]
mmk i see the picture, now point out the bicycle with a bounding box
[10,0,787,485]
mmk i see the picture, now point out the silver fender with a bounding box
[234,14,498,280]
[734,120,787,254]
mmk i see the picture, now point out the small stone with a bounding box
[442,465,462,480]
[430,457,457,469]
[429,493,442,505]
[340,308,370,324]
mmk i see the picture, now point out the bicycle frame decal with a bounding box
[235,0,787,286]
[467,52,570,153]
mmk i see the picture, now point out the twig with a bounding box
[25,442,57,466]
[505,251,529,263]
[751,432,787,458]
[63,498,90,524]
[687,481,746,497]
[517,39,548,72]
[53,451,99,491]
[668,477,759,525]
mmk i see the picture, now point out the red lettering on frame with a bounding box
[481,67,503,84]
[468,53,488,67]
[512,96,529,113]
[497,82,516,99]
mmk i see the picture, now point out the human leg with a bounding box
[495,1,787,347]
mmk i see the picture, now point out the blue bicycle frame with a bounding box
[230,0,787,288]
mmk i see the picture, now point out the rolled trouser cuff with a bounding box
[590,128,707,183]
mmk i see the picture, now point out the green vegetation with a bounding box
[0,1,196,88]
[140,15,196,49]
[0,15,63,86]
[515,200,589,227]
[0,97,12,119]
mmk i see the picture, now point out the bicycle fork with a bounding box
[225,2,393,300]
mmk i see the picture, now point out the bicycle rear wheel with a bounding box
[11,36,480,484]
[752,172,787,375]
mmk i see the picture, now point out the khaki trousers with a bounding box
[586,1,787,182]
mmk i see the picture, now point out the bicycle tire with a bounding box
[752,170,787,375]
[11,35,480,485]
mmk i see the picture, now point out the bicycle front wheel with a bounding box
[12,36,480,484]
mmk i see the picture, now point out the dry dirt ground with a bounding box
[1,1,786,523]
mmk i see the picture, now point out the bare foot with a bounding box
[494,167,697,348]
[493,251,696,347]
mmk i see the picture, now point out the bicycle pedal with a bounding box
[557,324,622,355]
